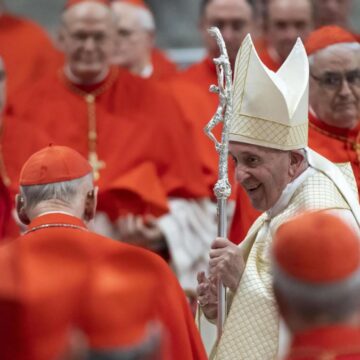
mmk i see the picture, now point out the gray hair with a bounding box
[308,42,360,67]
[113,2,155,32]
[136,6,155,31]
[273,263,360,323]
[20,173,93,210]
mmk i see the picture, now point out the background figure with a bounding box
[306,26,360,191]
[313,0,353,30]
[256,0,313,71]
[272,212,360,359]
[7,0,216,295]
[111,0,177,80]
[0,0,58,99]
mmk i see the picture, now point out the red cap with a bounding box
[305,26,358,56]
[273,212,360,283]
[98,162,168,220]
[110,0,150,11]
[64,0,110,10]
[20,145,92,186]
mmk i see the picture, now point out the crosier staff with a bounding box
[204,27,233,340]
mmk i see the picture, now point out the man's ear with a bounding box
[289,151,305,177]
[83,187,98,222]
[15,194,30,225]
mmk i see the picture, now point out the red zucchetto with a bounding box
[305,25,358,56]
[273,212,360,283]
[19,145,92,186]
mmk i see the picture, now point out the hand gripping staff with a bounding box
[204,27,233,341]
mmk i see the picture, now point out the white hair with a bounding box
[112,2,155,31]
[20,173,93,210]
[273,262,360,323]
[308,42,360,66]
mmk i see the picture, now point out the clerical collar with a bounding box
[309,109,360,139]
[266,167,315,219]
[36,210,76,218]
[62,66,118,94]
[139,63,154,78]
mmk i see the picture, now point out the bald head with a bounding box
[265,0,313,62]
[62,1,113,25]
[59,1,116,84]
[200,0,255,66]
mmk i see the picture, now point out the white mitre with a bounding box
[230,34,309,151]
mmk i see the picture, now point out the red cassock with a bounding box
[285,326,360,360]
[0,213,208,360]
[8,67,209,218]
[0,13,59,99]
[151,48,178,80]
[255,37,282,72]
[308,112,360,193]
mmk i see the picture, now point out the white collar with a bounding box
[266,167,315,219]
[139,63,154,78]
[37,210,76,218]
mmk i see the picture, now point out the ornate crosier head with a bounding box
[204,27,234,200]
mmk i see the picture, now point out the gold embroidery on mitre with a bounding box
[230,35,309,151]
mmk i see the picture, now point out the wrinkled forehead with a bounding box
[311,44,360,71]
[268,0,313,16]
[229,141,279,156]
[204,0,253,20]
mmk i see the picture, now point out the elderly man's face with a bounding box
[267,0,313,62]
[229,142,294,211]
[200,0,253,66]
[310,46,360,129]
[112,4,153,69]
[59,4,115,83]
[313,0,351,27]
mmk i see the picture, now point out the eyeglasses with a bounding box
[310,69,360,90]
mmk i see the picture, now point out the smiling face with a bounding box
[309,44,360,129]
[59,2,115,84]
[229,142,299,211]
